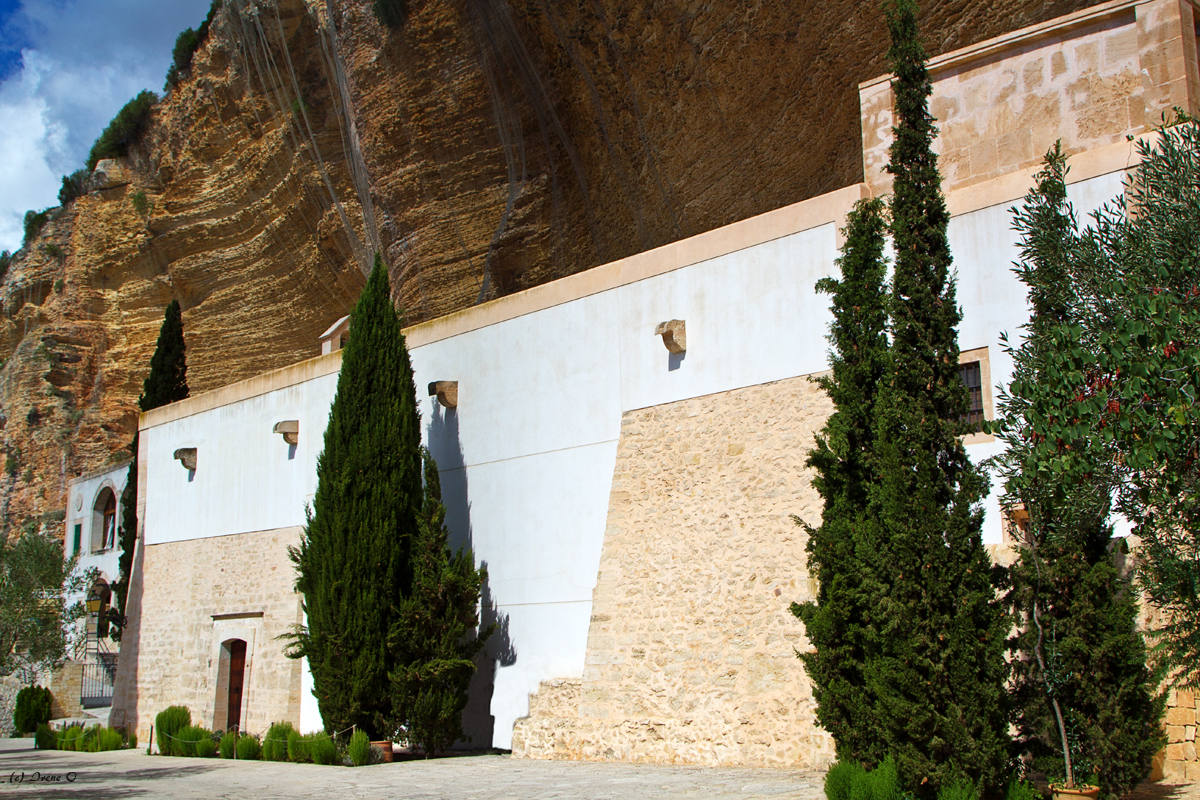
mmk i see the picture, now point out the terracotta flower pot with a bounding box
[370,740,394,763]
[1050,784,1100,800]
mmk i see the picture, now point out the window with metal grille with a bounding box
[958,360,985,430]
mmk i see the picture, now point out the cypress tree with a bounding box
[388,447,491,755]
[792,197,889,762]
[864,0,1011,791]
[288,254,423,737]
[996,146,1164,799]
[111,300,189,639]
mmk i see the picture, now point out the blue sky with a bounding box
[0,0,211,252]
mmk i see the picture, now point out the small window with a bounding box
[72,524,82,556]
[958,360,985,430]
[1004,505,1030,544]
[92,487,118,553]
[102,493,117,550]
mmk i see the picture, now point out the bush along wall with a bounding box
[12,686,53,734]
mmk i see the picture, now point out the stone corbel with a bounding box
[273,420,299,445]
[655,320,686,353]
[173,447,197,471]
[428,381,458,409]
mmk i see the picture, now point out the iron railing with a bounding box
[80,629,118,709]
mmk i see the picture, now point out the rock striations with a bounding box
[0,0,1101,538]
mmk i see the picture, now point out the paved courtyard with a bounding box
[2,738,1197,800]
[0,738,827,800]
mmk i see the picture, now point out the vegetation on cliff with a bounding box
[85,91,157,171]
[58,170,89,207]
[165,0,222,90]
[22,209,51,247]
[372,0,407,30]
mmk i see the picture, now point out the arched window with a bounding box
[92,488,118,553]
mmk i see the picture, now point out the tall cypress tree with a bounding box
[996,146,1164,800]
[388,447,491,755]
[864,0,1011,791]
[288,254,423,738]
[111,299,189,639]
[792,197,889,762]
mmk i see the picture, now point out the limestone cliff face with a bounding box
[0,0,1100,537]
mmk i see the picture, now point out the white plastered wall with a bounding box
[64,463,129,606]
[138,168,1129,750]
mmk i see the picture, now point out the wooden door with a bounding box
[227,640,246,731]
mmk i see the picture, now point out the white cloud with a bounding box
[0,0,211,252]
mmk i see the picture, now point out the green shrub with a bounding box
[235,733,261,760]
[174,725,210,757]
[34,723,56,750]
[262,720,295,762]
[825,757,905,800]
[58,170,88,206]
[60,725,83,751]
[97,727,124,752]
[128,731,137,750]
[286,729,309,763]
[41,243,63,261]
[372,0,407,29]
[164,0,221,89]
[1005,780,1042,800]
[13,685,53,733]
[130,190,149,216]
[195,735,217,758]
[86,91,157,171]
[860,758,904,800]
[937,780,979,800]
[154,705,191,756]
[79,725,100,752]
[218,731,236,759]
[825,762,868,800]
[22,209,51,247]
[309,732,338,766]
[347,729,371,767]
[0,250,12,281]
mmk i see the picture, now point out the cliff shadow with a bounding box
[425,404,516,750]
[107,527,146,739]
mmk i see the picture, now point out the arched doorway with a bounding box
[213,639,248,732]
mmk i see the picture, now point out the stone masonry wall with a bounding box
[512,374,1198,780]
[861,0,1200,196]
[48,662,84,720]
[1165,688,1199,782]
[111,527,304,745]
[512,374,835,767]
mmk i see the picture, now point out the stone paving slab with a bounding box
[1,746,1196,800]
